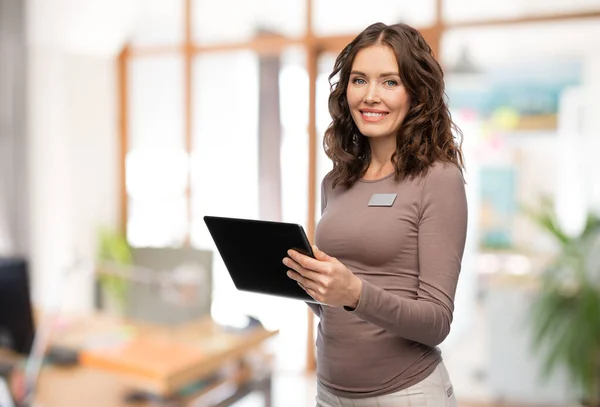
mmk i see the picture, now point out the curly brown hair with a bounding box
[323,22,465,189]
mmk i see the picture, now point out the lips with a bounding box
[360,110,388,122]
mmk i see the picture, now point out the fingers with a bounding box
[312,245,330,261]
[287,270,319,292]
[284,257,322,282]
[296,278,321,303]
[287,249,327,271]
[304,287,321,302]
[284,256,325,282]
[312,245,323,260]
[312,245,338,264]
[284,249,335,304]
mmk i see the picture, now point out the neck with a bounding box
[366,136,396,177]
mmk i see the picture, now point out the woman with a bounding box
[283,22,468,406]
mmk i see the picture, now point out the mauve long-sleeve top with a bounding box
[307,161,468,398]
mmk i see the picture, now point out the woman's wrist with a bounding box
[345,275,363,310]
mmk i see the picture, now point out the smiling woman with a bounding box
[284,22,468,407]
[323,22,464,189]
[346,44,411,174]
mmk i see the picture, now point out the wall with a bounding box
[0,0,28,256]
[25,0,135,310]
[583,55,600,210]
[26,49,119,311]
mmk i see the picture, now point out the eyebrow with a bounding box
[350,70,400,77]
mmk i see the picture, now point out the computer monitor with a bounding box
[0,258,35,355]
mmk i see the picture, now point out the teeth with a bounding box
[363,112,385,117]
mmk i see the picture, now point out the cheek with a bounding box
[389,92,410,114]
[346,87,362,108]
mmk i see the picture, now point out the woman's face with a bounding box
[346,44,411,142]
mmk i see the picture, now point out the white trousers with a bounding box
[316,362,457,407]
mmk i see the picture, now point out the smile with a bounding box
[360,110,388,122]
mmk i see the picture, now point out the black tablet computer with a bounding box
[203,216,317,303]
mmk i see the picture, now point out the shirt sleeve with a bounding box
[347,163,468,347]
[306,176,329,318]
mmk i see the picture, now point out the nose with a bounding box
[364,83,380,104]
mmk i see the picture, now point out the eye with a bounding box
[351,77,366,85]
[384,79,398,87]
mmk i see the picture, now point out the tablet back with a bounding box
[203,216,316,302]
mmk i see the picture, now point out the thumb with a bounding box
[312,245,333,261]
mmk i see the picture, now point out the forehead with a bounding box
[351,44,399,73]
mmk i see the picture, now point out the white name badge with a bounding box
[368,193,397,207]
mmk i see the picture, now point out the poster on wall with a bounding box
[446,58,582,251]
[446,58,582,133]
[478,166,517,250]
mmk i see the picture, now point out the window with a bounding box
[127,56,188,247]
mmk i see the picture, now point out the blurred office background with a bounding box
[1,0,600,406]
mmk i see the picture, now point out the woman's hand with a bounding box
[283,245,362,308]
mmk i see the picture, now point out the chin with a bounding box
[358,129,394,139]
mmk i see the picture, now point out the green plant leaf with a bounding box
[96,226,133,312]
[525,196,600,402]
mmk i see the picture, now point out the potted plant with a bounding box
[96,227,132,316]
[524,197,600,406]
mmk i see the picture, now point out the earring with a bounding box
[352,133,359,145]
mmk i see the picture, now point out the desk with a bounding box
[35,364,273,407]
[6,313,278,407]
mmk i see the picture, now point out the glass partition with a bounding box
[189,48,311,371]
[193,0,306,45]
[444,0,600,24]
[130,0,184,46]
[314,0,436,36]
[127,56,187,247]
